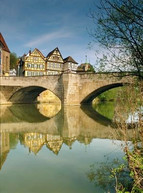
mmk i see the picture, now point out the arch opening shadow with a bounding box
[81,83,123,104]
[9,86,57,104]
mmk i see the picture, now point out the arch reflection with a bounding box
[0,103,138,170]
[37,103,61,118]
[0,103,61,123]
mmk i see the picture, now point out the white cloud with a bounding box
[24,30,74,48]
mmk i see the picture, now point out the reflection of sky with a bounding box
[0,139,126,193]
[126,107,143,123]
[0,0,101,65]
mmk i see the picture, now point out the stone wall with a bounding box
[1,50,10,75]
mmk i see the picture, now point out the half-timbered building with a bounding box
[19,48,46,76]
[19,47,78,76]
[46,47,64,75]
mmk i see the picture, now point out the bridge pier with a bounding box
[62,74,80,105]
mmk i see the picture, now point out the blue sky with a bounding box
[0,0,100,65]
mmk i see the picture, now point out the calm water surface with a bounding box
[0,103,130,193]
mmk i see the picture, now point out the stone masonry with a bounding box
[0,73,131,105]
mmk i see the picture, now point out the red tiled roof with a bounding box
[0,33,10,53]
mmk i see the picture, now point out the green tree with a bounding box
[10,52,18,69]
[90,0,143,79]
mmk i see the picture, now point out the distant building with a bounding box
[63,56,78,73]
[77,63,95,73]
[9,68,16,76]
[18,47,78,76]
[0,33,10,75]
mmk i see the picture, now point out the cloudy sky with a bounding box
[0,0,100,65]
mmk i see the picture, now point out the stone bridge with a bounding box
[0,73,131,105]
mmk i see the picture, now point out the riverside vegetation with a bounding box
[92,81,143,193]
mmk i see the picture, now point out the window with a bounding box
[39,72,43,76]
[34,71,38,76]
[33,57,39,62]
[27,71,31,76]
[27,63,31,68]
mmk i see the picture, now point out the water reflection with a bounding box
[37,103,61,118]
[0,103,136,171]
[0,133,10,170]
[81,104,113,126]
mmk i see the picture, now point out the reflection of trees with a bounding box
[9,133,19,149]
[92,87,123,121]
[92,101,116,120]
[81,104,113,126]
[86,158,133,193]
[92,86,142,127]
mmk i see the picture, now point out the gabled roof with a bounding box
[64,56,78,64]
[31,48,45,59]
[0,33,10,53]
[46,47,63,59]
[46,140,63,155]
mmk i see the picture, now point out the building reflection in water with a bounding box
[22,133,45,154]
[0,103,134,169]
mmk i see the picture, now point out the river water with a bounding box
[0,103,131,193]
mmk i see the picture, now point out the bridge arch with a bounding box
[81,83,123,104]
[9,86,61,103]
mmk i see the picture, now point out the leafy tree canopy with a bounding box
[10,52,18,69]
[90,0,143,79]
